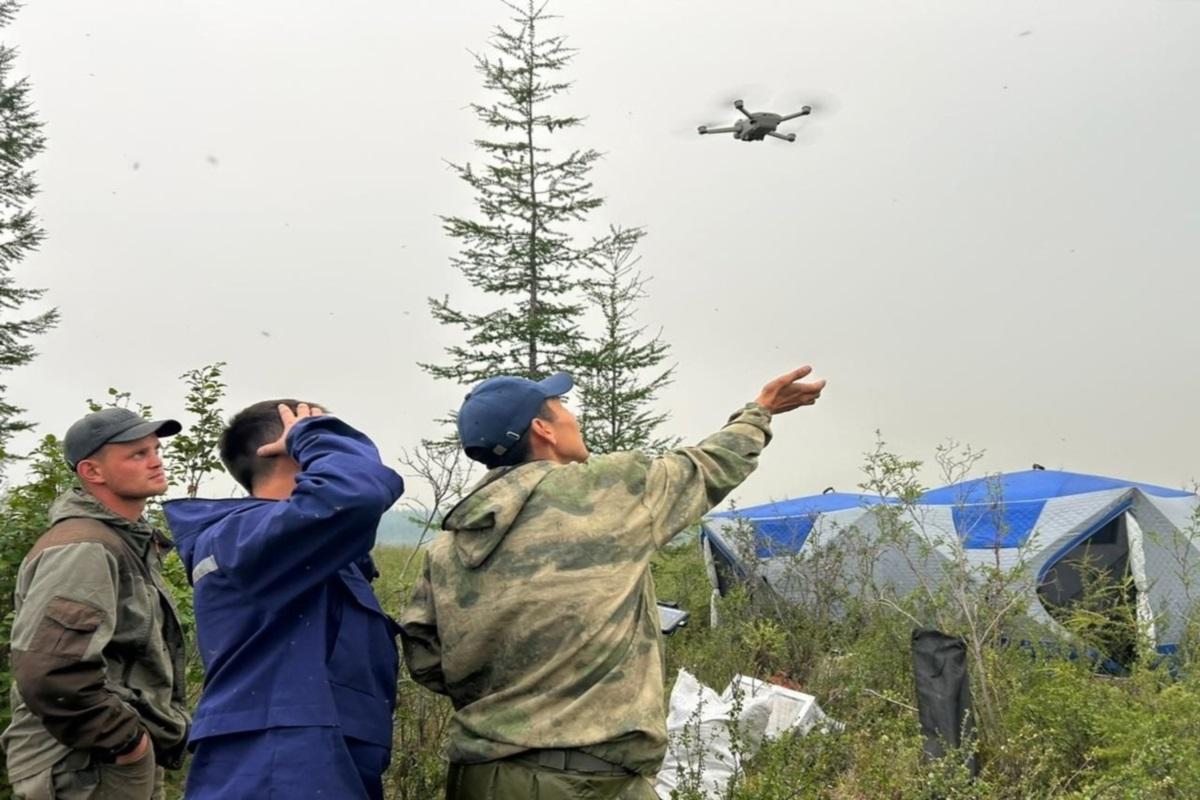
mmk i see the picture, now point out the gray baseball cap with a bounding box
[64,408,182,468]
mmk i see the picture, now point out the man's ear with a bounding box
[529,416,556,444]
[76,459,105,487]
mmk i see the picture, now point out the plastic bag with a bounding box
[655,669,838,799]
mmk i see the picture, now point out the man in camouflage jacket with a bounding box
[2,409,190,800]
[401,366,825,799]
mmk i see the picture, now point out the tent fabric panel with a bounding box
[920,469,1191,506]
[1140,493,1200,532]
[1020,490,1129,560]
[705,505,876,557]
[708,492,893,521]
[955,499,1047,549]
[1127,494,1200,648]
[1124,512,1160,645]
[753,518,816,557]
[757,535,951,606]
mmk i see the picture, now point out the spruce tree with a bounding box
[573,226,676,454]
[0,0,57,462]
[423,0,602,383]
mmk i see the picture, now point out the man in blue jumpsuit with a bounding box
[163,401,404,799]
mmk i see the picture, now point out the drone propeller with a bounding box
[788,124,823,146]
[671,119,724,139]
[704,83,768,114]
[703,86,840,118]
[772,88,842,118]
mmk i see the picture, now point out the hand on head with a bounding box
[755,366,826,415]
[256,403,325,458]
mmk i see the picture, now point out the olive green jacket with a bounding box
[2,489,190,782]
[401,403,772,776]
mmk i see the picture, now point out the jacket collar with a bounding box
[49,487,167,557]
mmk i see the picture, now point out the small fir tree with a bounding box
[573,226,676,454]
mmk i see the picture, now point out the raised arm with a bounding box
[642,366,825,548]
[211,416,405,597]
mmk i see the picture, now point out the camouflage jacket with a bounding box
[1,489,190,782]
[400,403,772,776]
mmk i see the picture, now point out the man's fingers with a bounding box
[277,403,297,425]
[768,366,813,390]
[310,406,324,417]
[781,380,826,400]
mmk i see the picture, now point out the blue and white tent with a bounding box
[701,471,1200,650]
[703,491,951,614]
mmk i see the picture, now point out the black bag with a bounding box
[911,628,978,778]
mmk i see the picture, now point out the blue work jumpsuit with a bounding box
[164,416,405,799]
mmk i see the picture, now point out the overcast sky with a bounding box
[5,0,1199,508]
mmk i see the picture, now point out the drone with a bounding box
[698,99,813,143]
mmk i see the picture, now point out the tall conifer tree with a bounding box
[423,0,602,383]
[0,1,57,462]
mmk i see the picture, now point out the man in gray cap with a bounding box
[2,408,191,800]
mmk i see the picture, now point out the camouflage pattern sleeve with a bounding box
[641,402,772,548]
[399,554,447,695]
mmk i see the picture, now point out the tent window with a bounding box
[1038,514,1131,608]
[1038,513,1138,663]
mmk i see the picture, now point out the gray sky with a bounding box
[6,0,1199,508]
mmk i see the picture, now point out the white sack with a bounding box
[655,670,839,799]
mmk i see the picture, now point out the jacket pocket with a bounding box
[29,596,105,659]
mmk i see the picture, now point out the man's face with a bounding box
[544,398,590,463]
[83,434,169,499]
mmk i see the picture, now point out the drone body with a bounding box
[698,99,813,143]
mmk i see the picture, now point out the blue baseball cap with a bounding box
[457,372,574,464]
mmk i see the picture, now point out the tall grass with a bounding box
[378,538,1200,799]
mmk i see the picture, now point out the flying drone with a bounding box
[698,99,813,143]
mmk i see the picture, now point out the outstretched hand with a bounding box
[755,366,826,415]
[256,403,325,458]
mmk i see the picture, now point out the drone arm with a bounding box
[778,106,813,122]
[766,131,796,142]
[698,126,738,135]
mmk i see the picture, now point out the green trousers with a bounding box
[446,759,659,800]
[9,748,164,800]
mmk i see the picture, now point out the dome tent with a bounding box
[701,470,1200,651]
[703,491,952,613]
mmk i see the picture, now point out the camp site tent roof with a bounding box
[701,470,1200,650]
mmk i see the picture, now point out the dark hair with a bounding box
[219,399,324,492]
[468,401,557,470]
